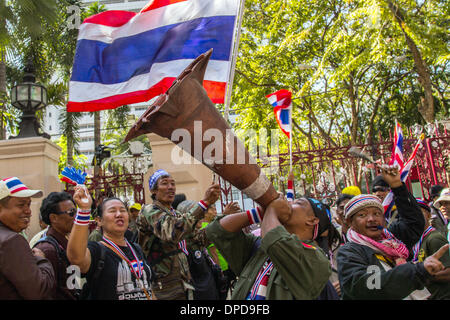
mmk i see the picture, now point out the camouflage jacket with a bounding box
[136,200,208,284]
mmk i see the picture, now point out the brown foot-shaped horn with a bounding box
[125,49,278,208]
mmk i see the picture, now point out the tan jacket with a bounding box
[0,222,55,299]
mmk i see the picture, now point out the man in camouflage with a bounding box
[137,169,220,300]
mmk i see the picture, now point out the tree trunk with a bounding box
[387,0,435,122]
[346,76,359,144]
[67,135,74,166]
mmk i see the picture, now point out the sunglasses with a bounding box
[372,186,389,193]
[56,208,77,217]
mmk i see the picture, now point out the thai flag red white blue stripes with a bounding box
[67,0,240,112]
[247,259,273,300]
[102,236,144,279]
[412,226,435,262]
[2,177,29,194]
[389,121,404,169]
[286,179,294,202]
[383,133,425,222]
[266,89,292,138]
[246,207,262,225]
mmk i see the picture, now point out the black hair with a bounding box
[40,192,74,225]
[96,197,128,218]
[430,185,444,198]
[172,193,187,209]
[336,193,354,207]
[371,175,389,190]
[0,196,11,208]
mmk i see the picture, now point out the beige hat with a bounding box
[0,177,43,200]
[435,188,450,207]
[344,194,383,219]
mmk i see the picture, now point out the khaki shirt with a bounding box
[205,218,331,300]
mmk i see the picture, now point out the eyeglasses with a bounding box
[372,186,389,193]
[56,208,77,217]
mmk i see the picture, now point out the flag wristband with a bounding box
[247,207,263,225]
[198,200,209,211]
[74,208,91,226]
[286,179,294,201]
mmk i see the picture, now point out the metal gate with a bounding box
[218,123,449,209]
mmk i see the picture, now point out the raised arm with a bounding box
[382,165,425,248]
[141,184,221,243]
[67,186,93,274]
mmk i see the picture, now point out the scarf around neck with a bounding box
[347,228,409,265]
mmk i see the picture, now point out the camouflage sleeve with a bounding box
[188,227,211,249]
[137,203,205,245]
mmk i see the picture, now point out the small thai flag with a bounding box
[266,89,292,138]
[383,133,424,221]
[389,121,404,169]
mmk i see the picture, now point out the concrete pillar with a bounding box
[144,133,213,205]
[0,137,63,239]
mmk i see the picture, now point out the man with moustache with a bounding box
[33,192,77,300]
[336,166,446,300]
[137,169,221,300]
[0,177,55,299]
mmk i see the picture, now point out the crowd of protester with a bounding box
[0,166,449,300]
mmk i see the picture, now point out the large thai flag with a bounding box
[67,0,240,112]
[266,89,292,138]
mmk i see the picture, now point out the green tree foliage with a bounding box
[232,0,448,151]
[0,0,58,139]
[55,134,88,172]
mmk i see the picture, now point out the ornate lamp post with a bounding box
[10,63,48,139]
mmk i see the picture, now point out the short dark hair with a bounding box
[0,196,11,208]
[96,197,127,218]
[40,192,74,225]
[371,175,389,190]
[336,194,354,207]
[172,194,187,209]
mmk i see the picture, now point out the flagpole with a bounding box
[224,0,245,122]
[289,108,293,171]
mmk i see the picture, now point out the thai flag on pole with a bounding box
[383,133,425,222]
[389,121,404,169]
[266,89,292,138]
[67,0,240,112]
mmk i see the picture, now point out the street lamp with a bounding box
[10,62,48,139]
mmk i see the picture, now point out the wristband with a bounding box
[246,207,262,225]
[287,179,294,201]
[198,200,209,211]
[74,208,91,226]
